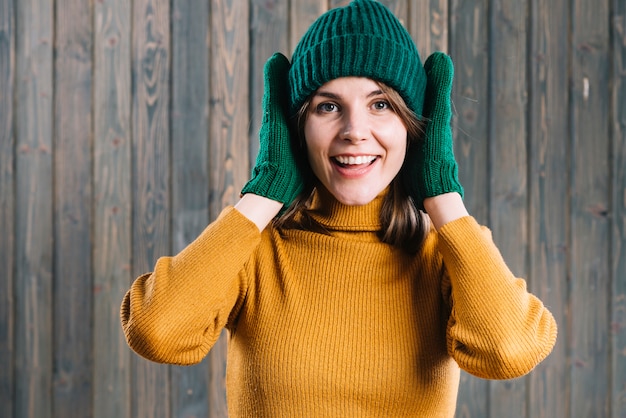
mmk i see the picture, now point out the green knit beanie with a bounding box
[289,0,426,117]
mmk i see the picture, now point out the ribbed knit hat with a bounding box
[288,0,426,117]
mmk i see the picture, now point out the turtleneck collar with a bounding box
[307,186,385,232]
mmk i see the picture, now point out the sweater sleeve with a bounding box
[120,206,261,365]
[438,216,557,380]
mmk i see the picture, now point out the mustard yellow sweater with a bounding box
[121,192,557,417]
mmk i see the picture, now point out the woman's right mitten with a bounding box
[241,53,303,207]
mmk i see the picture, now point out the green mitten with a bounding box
[404,52,464,210]
[241,53,303,207]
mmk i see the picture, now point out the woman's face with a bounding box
[303,77,408,206]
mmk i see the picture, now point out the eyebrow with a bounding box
[313,89,385,100]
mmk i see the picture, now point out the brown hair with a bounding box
[274,82,430,254]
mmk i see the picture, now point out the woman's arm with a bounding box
[437,215,557,379]
[423,183,558,380]
[235,193,283,231]
[423,192,468,230]
[121,194,283,365]
[121,53,300,365]
[121,206,262,365]
[411,53,556,379]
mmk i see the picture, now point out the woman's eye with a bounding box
[373,100,391,110]
[317,102,338,113]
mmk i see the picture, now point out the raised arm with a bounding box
[407,52,556,378]
[121,53,303,364]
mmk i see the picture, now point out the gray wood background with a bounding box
[0,0,624,417]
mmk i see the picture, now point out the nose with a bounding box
[340,108,369,143]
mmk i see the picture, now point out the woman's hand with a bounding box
[403,52,464,214]
[240,53,304,210]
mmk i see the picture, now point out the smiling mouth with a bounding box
[332,155,378,167]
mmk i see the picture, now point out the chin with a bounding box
[331,189,381,206]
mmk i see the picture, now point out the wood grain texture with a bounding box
[170,0,211,416]
[488,1,529,416]
[527,0,571,416]
[378,0,407,21]
[53,0,94,414]
[329,0,351,8]
[93,0,132,416]
[209,0,249,217]
[570,0,611,416]
[409,0,448,58]
[449,0,490,415]
[2,1,625,416]
[207,0,250,415]
[612,2,626,416]
[0,0,15,416]
[14,0,54,416]
[289,0,326,52]
[131,0,171,416]
[449,0,490,225]
[249,0,289,167]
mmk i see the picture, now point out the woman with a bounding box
[121,1,557,416]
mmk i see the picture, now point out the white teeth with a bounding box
[334,155,376,165]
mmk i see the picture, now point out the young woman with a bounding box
[121,1,557,416]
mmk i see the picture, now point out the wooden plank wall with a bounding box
[0,0,624,417]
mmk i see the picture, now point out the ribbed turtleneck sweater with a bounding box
[121,191,557,417]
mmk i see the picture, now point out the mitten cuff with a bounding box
[421,160,464,200]
[241,162,303,207]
